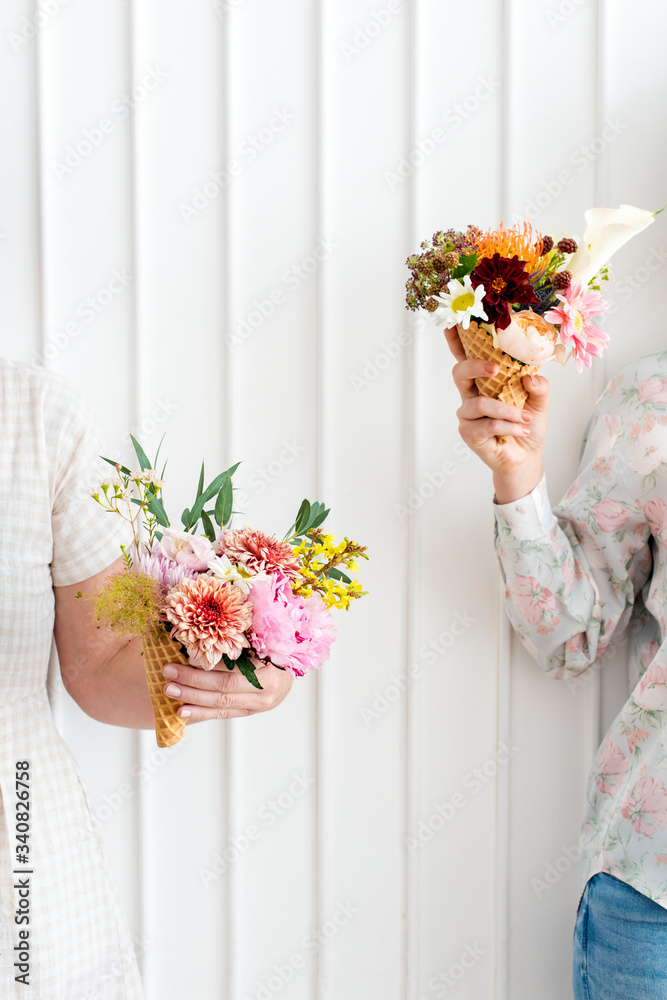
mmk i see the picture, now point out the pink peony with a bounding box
[163,576,252,668]
[644,498,667,541]
[159,528,214,572]
[219,527,300,579]
[544,282,609,372]
[621,776,667,837]
[594,739,629,795]
[510,575,557,626]
[591,499,631,533]
[639,377,667,404]
[635,663,667,711]
[247,573,336,677]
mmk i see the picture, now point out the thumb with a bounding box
[522,373,550,415]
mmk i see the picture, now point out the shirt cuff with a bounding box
[493,474,558,544]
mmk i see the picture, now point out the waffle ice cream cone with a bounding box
[142,627,190,748]
[457,320,540,442]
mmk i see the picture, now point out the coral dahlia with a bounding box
[218,527,301,579]
[163,576,252,668]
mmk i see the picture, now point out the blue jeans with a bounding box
[573,872,667,999]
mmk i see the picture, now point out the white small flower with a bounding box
[432,275,488,330]
[121,490,132,501]
[207,554,268,594]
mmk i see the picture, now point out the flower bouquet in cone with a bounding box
[89,436,368,747]
[405,206,659,440]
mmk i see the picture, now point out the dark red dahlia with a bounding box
[470,253,539,330]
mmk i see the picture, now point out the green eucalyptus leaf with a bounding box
[130,435,152,471]
[153,433,166,470]
[294,499,311,535]
[327,567,352,583]
[100,456,132,476]
[220,477,233,526]
[201,509,216,542]
[196,460,205,500]
[146,496,170,528]
[310,506,330,531]
[181,507,192,529]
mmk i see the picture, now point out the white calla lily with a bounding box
[568,204,656,287]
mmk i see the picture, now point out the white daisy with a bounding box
[432,275,488,330]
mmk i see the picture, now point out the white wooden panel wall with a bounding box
[1,1,667,997]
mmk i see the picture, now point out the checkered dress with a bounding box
[0,360,143,997]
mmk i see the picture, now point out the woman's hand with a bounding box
[162,660,293,722]
[444,326,550,504]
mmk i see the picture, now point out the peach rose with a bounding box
[495,310,566,365]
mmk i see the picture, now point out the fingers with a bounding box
[452,358,501,401]
[522,373,550,414]
[162,661,293,721]
[457,395,534,448]
[443,326,466,362]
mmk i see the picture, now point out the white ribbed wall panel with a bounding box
[1,2,667,997]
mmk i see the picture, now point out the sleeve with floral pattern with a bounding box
[493,360,658,681]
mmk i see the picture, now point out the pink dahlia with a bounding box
[247,573,336,677]
[218,527,300,579]
[544,282,609,372]
[163,576,252,668]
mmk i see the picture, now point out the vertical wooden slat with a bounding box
[413,4,505,998]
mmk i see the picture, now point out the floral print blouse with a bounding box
[494,351,667,910]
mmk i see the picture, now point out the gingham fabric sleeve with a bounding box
[47,375,127,587]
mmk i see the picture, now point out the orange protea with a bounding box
[475,221,545,276]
